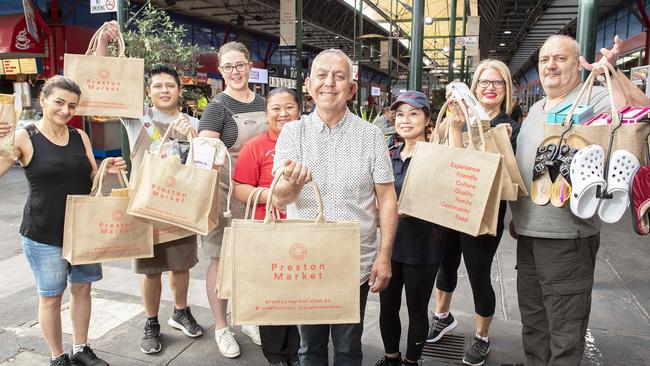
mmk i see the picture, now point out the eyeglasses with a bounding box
[219,62,248,73]
[477,79,506,88]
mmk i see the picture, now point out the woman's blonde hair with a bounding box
[218,42,250,64]
[470,59,513,115]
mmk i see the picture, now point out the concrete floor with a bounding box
[0,166,649,365]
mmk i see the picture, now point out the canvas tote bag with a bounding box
[64,23,144,118]
[230,170,361,325]
[544,62,650,164]
[398,99,502,236]
[63,159,153,265]
[127,118,220,235]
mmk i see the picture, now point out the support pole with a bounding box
[448,0,457,80]
[408,0,424,91]
[459,0,468,82]
[296,0,303,101]
[576,0,596,80]
[356,0,363,110]
[387,0,393,101]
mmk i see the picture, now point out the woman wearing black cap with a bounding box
[375,91,444,366]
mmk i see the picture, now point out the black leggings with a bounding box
[435,203,506,317]
[379,260,439,361]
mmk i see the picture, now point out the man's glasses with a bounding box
[219,62,248,73]
[477,79,506,88]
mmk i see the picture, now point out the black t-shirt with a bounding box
[198,93,265,148]
[390,144,441,265]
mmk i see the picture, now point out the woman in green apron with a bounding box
[198,41,267,359]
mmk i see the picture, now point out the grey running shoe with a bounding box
[426,313,458,343]
[462,336,490,366]
[141,319,162,354]
[168,306,204,337]
[374,355,401,366]
[69,345,109,366]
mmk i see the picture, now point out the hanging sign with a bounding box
[280,0,295,46]
[467,16,480,36]
[455,36,478,50]
[2,59,20,75]
[380,41,389,70]
[22,0,39,43]
[18,58,38,74]
[90,0,118,14]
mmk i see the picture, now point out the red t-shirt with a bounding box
[233,130,287,220]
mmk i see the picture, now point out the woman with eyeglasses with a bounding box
[428,59,519,366]
[198,41,267,359]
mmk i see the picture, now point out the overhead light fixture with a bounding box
[504,30,511,34]
[452,63,457,68]
[499,43,506,46]
[424,16,434,25]
[334,35,340,39]
[443,47,449,52]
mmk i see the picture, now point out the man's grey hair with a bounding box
[540,35,581,60]
[310,49,355,81]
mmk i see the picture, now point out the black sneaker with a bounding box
[374,355,401,366]
[70,345,109,366]
[426,313,458,343]
[168,306,204,337]
[141,319,162,354]
[51,354,71,366]
[462,336,490,366]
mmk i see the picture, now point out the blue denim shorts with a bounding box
[21,236,103,297]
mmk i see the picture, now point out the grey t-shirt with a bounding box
[122,106,199,151]
[509,84,610,239]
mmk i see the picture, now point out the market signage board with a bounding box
[467,16,480,36]
[371,86,381,96]
[249,67,269,84]
[90,0,118,14]
[22,0,39,43]
[280,0,295,46]
[456,36,479,57]
[2,60,20,75]
[18,58,37,74]
[380,41,389,70]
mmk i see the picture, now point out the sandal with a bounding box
[597,150,640,223]
[531,136,559,206]
[550,136,589,208]
[569,145,606,219]
[629,165,650,235]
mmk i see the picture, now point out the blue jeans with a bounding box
[298,283,370,366]
[21,236,102,297]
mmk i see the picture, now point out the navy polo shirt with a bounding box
[391,144,441,265]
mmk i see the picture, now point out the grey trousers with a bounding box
[516,234,600,366]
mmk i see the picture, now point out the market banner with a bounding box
[280,0,295,46]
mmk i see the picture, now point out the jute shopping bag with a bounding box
[216,187,265,300]
[399,99,502,236]
[544,62,650,164]
[63,160,153,265]
[490,123,528,196]
[0,94,16,158]
[231,171,360,325]
[63,23,144,118]
[127,118,220,235]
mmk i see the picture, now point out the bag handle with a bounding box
[431,98,470,146]
[431,98,486,151]
[459,99,489,152]
[263,167,326,224]
[244,187,264,220]
[90,159,129,197]
[85,23,126,57]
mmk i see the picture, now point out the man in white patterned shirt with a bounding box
[273,49,398,366]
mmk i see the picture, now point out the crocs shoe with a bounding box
[550,136,587,208]
[531,137,559,206]
[629,165,650,235]
[570,145,606,219]
[598,150,640,223]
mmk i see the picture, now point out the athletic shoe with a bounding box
[462,336,490,366]
[216,327,241,358]
[241,324,261,346]
[69,345,109,366]
[168,306,204,337]
[426,313,458,343]
[51,354,71,366]
[140,319,162,354]
[374,354,401,366]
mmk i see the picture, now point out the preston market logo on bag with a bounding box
[272,243,326,281]
[151,179,187,204]
[86,68,122,93]
[98,211,135,235]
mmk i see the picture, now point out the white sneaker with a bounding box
[215,327,241,358]
[241,325,261,346]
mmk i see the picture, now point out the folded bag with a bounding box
[127,118,222,235]
[230,169,361,326]
[63,159,153,265]
[64,23,144,118]
[398,99,502,237]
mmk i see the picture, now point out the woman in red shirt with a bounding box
[232,87,300,366]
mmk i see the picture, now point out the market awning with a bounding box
[0,14,46,58]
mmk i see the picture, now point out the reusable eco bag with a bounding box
[399,99,502,236]
[62,160,153,265]
[230,171,361,325]
[544,62,650,164]
[127,119,221,235]
[63,23,144,118]
[0,94,16,158]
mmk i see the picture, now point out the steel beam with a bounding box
[408,0,425,91]
[448,0,458,80]
[576,0,596,79]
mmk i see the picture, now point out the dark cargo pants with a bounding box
[516,234,600,366]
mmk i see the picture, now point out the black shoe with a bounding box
[289,360,300,366]
[374,355,401,366]
[462,336,490,366]
[268,362,289,366]
[141,319,162,354]
[168,306,204,338]
[426,313,458,343]
[51,354,71,366]
[70,345,109,366]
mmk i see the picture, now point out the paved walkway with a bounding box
[1,166,649,365]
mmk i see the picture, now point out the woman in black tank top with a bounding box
[0,76,125,366]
